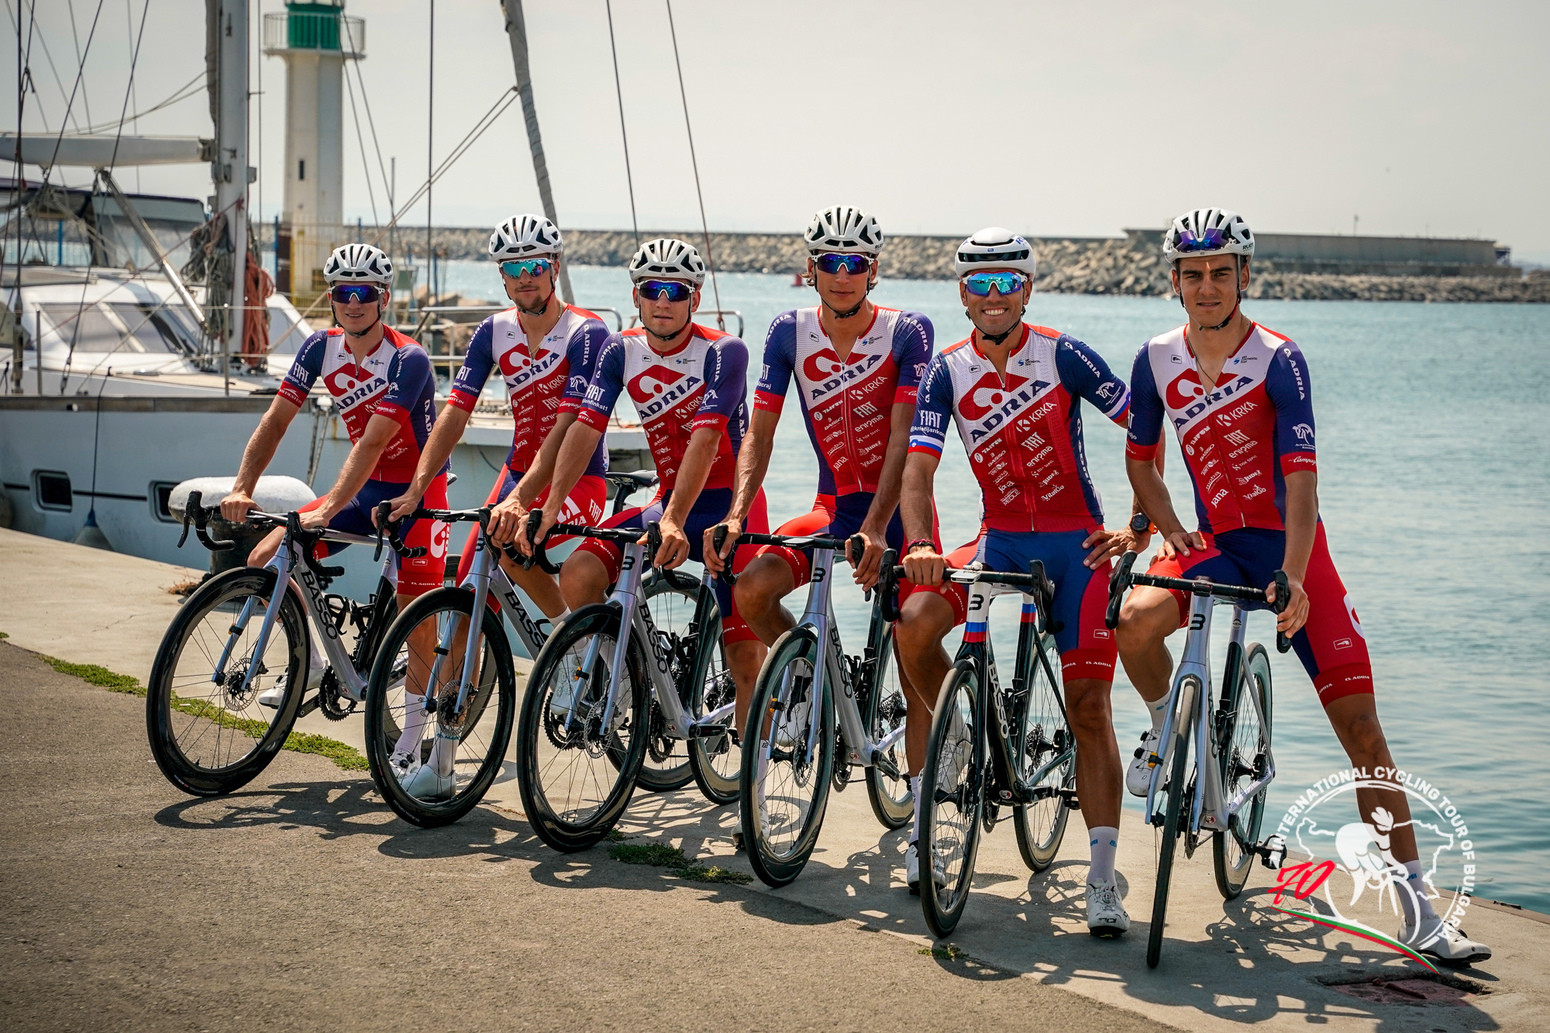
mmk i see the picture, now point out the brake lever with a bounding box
[178,490,201,548]
[879,549,901,623]
[1272,570,1293,654]
[711,524,736,585]
[1104,551,1138,630]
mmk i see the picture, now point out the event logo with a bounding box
[1266,768,1480,971]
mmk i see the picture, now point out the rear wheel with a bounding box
[364,588,516,828]
[516,605,647,852]
[862,624,912,830]
[1213,644,1273,899]
[146,568,306,796]
[739,629,834,887]
[919,662,984,940]
[1012,633,1075,872]
[1147,675,1197,969]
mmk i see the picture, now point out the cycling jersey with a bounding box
[451,469,608,589]
[447,305,609,478]
[567,324,749,491]
[277,327,441,484]
[1125,322,1316,534]
[908,324,1130,532]
[754,306,932,497]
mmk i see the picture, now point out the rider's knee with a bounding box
[1117,592,1174,653]
[895,594,950,657]
[733,555,790,616]
[1063,679,1114,735]
[559,552,607,608]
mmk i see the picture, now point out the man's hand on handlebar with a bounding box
[901,541,945,587]
[518,505,559,558]
[297,508,330,532]
[703,518,741,575]
[486,494,529,548]
[1271,574,1309,637]
[220,490,255,523]
[850,525,886,590]
[654,516,690,569]
[385,488,423,523]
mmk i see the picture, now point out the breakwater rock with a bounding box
[375,226,1548,303]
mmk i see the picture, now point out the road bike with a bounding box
[722,532,913,887]
[1104,550,1291,968]
[904,561,1079,939]
[147,491,425,796]
[514,515,737,852]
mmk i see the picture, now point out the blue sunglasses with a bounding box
[637,279,694,302]
[500,258,553,279]
[330,283,383,305]
[1174,228,1227,254]
[963,271,1027,297]
[813,253,872,276]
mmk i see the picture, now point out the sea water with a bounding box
[442,260,1550,913]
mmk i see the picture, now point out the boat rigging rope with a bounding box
[340,46,380,227]
[664,0,723,330]
[604,0,640,247]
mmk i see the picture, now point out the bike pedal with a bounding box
[1058,788,1081,810]
[1258,833,1287,870]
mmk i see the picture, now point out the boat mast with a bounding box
[499,0,574,305]
[211,0,251,396]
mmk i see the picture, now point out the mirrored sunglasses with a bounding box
[813,253,872,276]
[330,283,383,305]
[1175,228,1226,253]
[500,258,553,279]
[963,271,1027,297]
[637,279,694,302]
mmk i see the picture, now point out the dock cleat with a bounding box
[1398,916,1492,967]
[1126,728,1160,796]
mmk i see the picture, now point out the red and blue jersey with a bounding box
[566,323,749,492]
[447,304,609,478]
[278,326,441,483]
[908,324,1130,533]
[1126,322,1317,534]
[754,306,932,497]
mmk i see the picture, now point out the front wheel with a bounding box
[634,569,699,794]
[738,628,834,887]
[516,605,647,852]
[919,662,985,940]
[862,623,912,830]
[1213,643,1273,899]
[1012,633,1075,872]
[364,588,516,828]
[146,568,307,796]
[1147,675,1197,969]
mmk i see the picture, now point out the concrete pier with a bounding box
[1,528,1545,1031]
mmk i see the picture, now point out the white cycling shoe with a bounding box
[905,842,947,896]
[1086,881,1131,938]
[1398,916,1492,966]
[402,762,455,801]
[1126,728,1161,797]
[386,748,421,785]
[257,656,327,709]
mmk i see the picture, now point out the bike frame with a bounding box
[1144,595,1277,837]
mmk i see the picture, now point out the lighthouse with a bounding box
[262,1,364,297]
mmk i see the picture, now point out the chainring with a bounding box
[316,668,355,721]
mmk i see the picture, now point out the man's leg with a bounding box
[892,589,956,891]
[733,554,797,646]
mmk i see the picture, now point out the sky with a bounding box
[6,0,1550,262]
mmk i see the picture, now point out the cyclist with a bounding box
[521,238,769,729]
[896,228,1139,933]
[1117,207,1490,964]
[704,203,936,848]
[220,242,450,794]
[386,214,610,624]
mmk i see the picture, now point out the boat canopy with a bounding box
[0,134,209,169]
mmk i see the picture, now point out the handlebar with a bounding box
[1104,550,1293,653]
[710,526,865,587]
[877,556,1050,625]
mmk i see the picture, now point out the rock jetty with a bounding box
[367,226,1549,303]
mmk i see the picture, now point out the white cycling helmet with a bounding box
[955,227,1037,278]
[804,204,884,256]
[489,213,562,261]
[628,237,707,286]
[1163,208,1255,264]
[324,243,393,286]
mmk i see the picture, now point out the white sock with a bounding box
[428,729,457,776]
[1146,694,1170,734]
[548,607,571,630]
[394,693,429,757]
[1088,826,1119,886]
[909,775,923,845]
[1400,859,1437,925]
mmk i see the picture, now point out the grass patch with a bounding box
[608,842,753,885]
[0,630,9,639]
[41,653,367,772]
[605,827,631,842]
[918,943,963,960]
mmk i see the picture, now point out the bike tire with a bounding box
[634,570,699,794]
[146,568,307,796]
[1148,675,1198,969]
[738,627,834,887]
[1013,633,1075,872]
[862,622,912,830]
[1213,643,1273,900]
[363,588,516,828]
[516,604,648,852]
[920,662,985,940]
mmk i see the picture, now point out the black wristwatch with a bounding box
[1130,512,1154,535]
